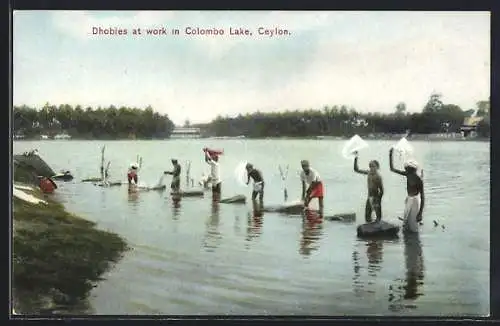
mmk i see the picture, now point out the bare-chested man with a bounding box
[245,163,264,208]
[389,148,425,233]
[164,159,181,193]
[353,152,384,223]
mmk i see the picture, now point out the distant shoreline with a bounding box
[13,134,490,142]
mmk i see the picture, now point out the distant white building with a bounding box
[170,127,201,139]
[54,133,72,140]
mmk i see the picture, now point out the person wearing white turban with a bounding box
[389,148,425,233]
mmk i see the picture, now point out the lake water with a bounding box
[12,139,490,316]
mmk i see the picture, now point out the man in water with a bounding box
[127,163,139,185]
[389,148,425,233]
[245,163,264,207]
[353,152,384,222]
[300,160,324,215]
[205,150,221,201]
[164,159,181,193]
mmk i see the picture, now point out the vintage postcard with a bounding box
[12,10,490,317]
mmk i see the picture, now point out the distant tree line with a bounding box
[13,93,490,140]
[202,93,490,138]
[13,103,176,139]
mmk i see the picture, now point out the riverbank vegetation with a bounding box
[201,94,490,139]
[14,93,489,140]
[12,165,128,314]
[13,103,175,140]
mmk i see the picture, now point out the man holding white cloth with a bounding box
[245,163,264,208]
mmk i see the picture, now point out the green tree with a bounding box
[395,102,407,115]
[12,104,176,140]
[476,100,490,117]
[423,92,443,113]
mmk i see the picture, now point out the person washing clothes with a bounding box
[300,160,324,216]
[245,163,265,207]
[204,149,221,201]
[389,148,425,233]
[127,162,140,185]
[164,159,181,193]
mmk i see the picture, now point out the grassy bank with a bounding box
[12,169,128,314]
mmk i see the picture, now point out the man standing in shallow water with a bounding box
[389,148,425,233]
[353,152,384,223]
[164,159,181,193]
[245,163,264,208]
[300,160,324,215]
[204,150,221,202]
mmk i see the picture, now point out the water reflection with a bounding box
[388,232,425,312]
[202,201,222,252]
[171,196,181,221]
[245,200,264,243]
[366,240,384,277]
[352,239,394,297]
[233,213,242,236]
[127,189,140,210]
[299,211,324,257]
[352,250,362,296]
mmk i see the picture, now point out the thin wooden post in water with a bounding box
[279,164,289,202]
[186,161,191,187]
[100,146,106,181]
[105,161,111,183]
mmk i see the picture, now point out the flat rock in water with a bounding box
[357,221,400,238]
[176,189,204,197]
[96,181,122,187]
[148,185,166,191]
[263,202,304,214]
[220,195,246,204]
[52,173,74,181]
[82,177,102,182]
[324,213,356,222]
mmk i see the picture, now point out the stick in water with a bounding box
[100,145,106,180]
[104,161,111,183]
[186,161,191,187]
[279,164,289,201]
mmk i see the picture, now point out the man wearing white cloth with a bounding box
[389,148,425,233]
[246,163,264,208]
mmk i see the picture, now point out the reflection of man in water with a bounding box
[299,211,323,257]
[388,232,425,311]
[403,233,425,300]
[203,201,221,252]
[128,190,139,202]
[171,196,181,220]
[352,250,362,296]
[366,240,384,277]
[246,200,264,242]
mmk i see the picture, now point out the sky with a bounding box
[13,11,490,125]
